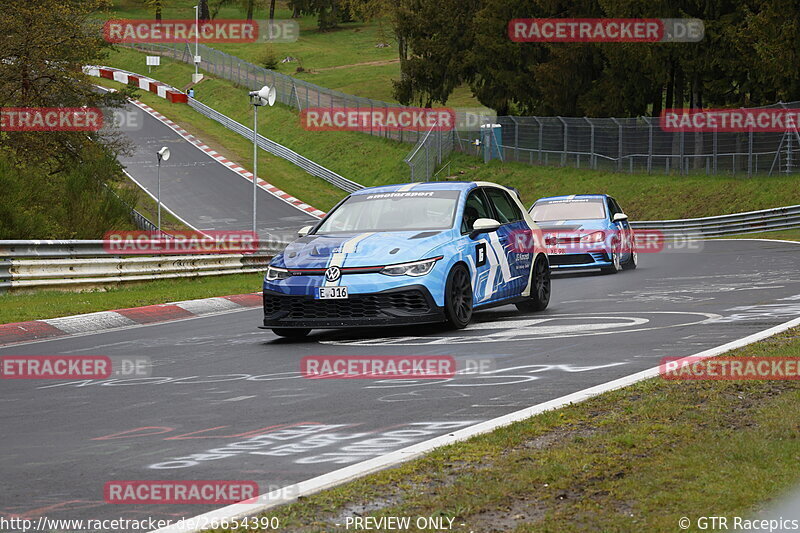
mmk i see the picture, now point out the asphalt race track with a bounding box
[1,239,799,526]
[116,99,318,239]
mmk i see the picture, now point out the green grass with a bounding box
[0,274,262,324]
[448,157,800,220]
[113,179,191,232]
[94,76,348,212]
[100,47,800,221]
[210,328,800,532]
[715,229,800,242]
[105,0,482,106]
[103,46,412,189]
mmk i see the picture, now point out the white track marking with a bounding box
[151,315,800,532]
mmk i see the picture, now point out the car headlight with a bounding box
[380,256,442,277]
[265,265,291,281]
[580,231,605,243]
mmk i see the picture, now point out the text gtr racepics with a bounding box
[261,182,551,337]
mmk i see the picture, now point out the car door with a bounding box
[460,188,502,305]
[608,196,633,260]
[482,187,532,300]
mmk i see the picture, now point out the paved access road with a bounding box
[1,239,799,526]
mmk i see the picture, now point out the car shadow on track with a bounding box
[551,269,604,279]
[262,305,549,344]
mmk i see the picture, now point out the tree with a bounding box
[0,0,134,170]
[391,0,480,107]
[143,0,164,20]
[390,0,800,116]
[198,0,211,20]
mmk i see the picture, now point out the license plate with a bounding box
[548,248,567,255]
[318,286,349,299]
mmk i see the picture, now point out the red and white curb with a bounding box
[87,65,326,219]
[85,66,188,104]
[131,99,326,219]
[0,293,262,347]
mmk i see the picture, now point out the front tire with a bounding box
[622,248,638,270]
[516,254,551,312]
[272,328,311,338]
[444,264,473,329]
[622,234,638,270]
[601,246,622,274]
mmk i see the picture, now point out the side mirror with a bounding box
[471,218,501,237]
[298,225,313,237]
[612,213,628,223]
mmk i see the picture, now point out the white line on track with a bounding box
[152,315,800,532]
[121,169,201,232]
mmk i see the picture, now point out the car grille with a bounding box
[264,289,431,320]
[549,253,595,266]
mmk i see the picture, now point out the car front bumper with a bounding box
[261,284,446,329]
[548,251,612,270]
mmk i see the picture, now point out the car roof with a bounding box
[350,181,521,196]
[349,181,478,196]
[535,194,609,202]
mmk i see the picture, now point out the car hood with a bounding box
[272,230,454,269]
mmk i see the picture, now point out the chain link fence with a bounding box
[123,42,423,146]
[122,43,800,181]
[455,108,800,177]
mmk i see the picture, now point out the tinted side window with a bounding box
[461,190,493,233]
[607,197,621,218]
[485,188,523,224]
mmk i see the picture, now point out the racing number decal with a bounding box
[476,243,487,267]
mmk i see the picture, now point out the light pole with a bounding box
[192,5,201,83]
[156,146,171,236]
[248,85,276,236]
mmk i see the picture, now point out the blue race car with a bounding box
[529,194,637,273]
[261,181,551,337]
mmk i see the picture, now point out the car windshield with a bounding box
[530,199,607,221]
[315,190,461,234]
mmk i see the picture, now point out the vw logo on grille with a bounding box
[325,266,341,282]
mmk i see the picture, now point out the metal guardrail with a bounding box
[92,65,363,193]
[187,99,364,193]
[630,205,800,238]
[0,240,288,291]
